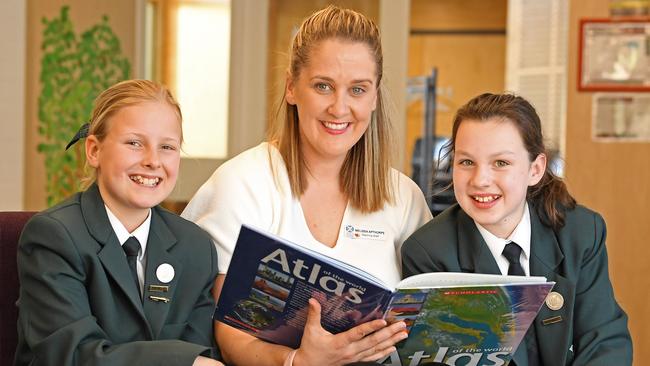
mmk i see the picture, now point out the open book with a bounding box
[214,225,554,365]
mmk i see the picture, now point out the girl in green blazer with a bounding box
[15,80,223,366]
[402,93,632,366]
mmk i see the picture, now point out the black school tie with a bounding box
[123,237,141,295]
[502,242,541,366]
[502,242,525,276]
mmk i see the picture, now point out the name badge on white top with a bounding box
[343,224,386,241]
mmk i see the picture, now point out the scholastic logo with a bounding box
[444,290,497,295]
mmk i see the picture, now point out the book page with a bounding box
[396,272,549,289]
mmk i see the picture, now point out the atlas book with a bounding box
[214,225,554,365]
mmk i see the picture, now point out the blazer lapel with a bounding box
[142,208,181,339]
[80,185,151,334]
[456,211,501,275]
[529,209,573,366]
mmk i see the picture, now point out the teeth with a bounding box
[130,175,160,187]
[473,195,499,203]
[322,121,349,130]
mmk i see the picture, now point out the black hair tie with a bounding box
[65,122,90,150]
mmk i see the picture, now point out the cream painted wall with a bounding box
[0,0,26,210]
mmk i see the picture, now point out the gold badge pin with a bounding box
[542,315,563,326]
[148,284,169,293]
[545,291,564,311]
[149,295,170,303]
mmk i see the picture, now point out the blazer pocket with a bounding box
[159,322,189,340]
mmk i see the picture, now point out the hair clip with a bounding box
[65,122,90,150]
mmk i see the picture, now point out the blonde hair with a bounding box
[268,5,394,213]
[81,79,182,188]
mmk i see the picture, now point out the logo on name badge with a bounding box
[343,224,386,241]
[545,291,564,311]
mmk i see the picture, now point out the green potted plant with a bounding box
[38,6,130,206]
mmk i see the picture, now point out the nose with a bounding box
[143,147,161,169]
[470,165,491,187]
[327,91,349,118]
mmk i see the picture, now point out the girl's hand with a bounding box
[293,298,408,366]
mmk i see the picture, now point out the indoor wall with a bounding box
[0,0,25,210]
[567,1,649,363]
[406,0,507,176]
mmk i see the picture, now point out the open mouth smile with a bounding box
[320,120,350,131]
[130,175,161,187]
[471,194,501,203]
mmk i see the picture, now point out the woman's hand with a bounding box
[192,356,225,366]
[293,298,408,366]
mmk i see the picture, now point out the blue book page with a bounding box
[214,225,395,348]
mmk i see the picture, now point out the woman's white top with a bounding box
[182,142,432,287]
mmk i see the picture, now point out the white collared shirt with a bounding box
[475,202,532,276]
[105,205,151,294]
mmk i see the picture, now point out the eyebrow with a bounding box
[311,75,375,85]
[455,150,516,157]
[122,132,181,143]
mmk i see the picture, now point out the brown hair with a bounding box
[268,5,393,213]
[448,93,576,230]
[81,79,182,188]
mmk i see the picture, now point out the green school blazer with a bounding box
[401,204,632,366]
[15,184,219,366]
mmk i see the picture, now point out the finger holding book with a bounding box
[353,321,408,363]
[292,299,407,366]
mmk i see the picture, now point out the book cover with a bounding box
[214,224,395,348]
[215,225,554,362]
[379,274,554,366]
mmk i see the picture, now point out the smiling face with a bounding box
[285,38,378,165]
[452,118,546,238]
[86,101,182,228]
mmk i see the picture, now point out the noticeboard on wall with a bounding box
[579,18,650,91]
[592,93,650,141]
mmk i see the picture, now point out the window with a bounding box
[145,0,231,159]
[506,0,568,174]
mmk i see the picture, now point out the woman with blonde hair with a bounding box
[183,6,432,366]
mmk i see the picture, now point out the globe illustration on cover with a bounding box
[388,285,543,366]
